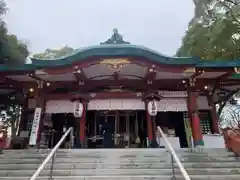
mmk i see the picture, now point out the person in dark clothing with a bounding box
[139,128,147,148]
[102,119,113,148]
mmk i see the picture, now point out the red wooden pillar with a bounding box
[79,103,87,148]
[28,84,46,148]
[36,89,46,148]
[17,98,28,136]
[187,91,204,147]
[210,104,220,134]
[145,101,153,147]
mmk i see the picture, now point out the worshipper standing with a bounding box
[101,118,113,148]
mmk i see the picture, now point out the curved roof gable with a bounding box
[30,43,197,67]
[1,29,240,73]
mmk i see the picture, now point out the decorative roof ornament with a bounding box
[101,28,130,44]
[100,58,130,72]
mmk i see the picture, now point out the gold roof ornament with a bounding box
[100,58,131,71]
[184,68,196,73]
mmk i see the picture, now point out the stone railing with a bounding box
[222,128,240,156]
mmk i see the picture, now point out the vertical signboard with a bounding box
[29,108,42,145]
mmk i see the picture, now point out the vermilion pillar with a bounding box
[79,103,87,148]
[17,98,28,136]
[145,102,153,147]
[35,88,46,148]
[28,83,46,148]
[187,91,204,147]
[210,104,220,134]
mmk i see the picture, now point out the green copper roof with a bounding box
[30,44,198,67]
[197,59,240,68]
[0,64,36,72]
[1,29,240,72]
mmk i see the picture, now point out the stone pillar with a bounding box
[145,102,153,147]
[187,90,204,147]
[210,104,220,134]
[79,102,87,148]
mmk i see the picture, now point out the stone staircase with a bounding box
[0,148,240,179]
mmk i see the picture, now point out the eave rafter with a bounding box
[144,68,157,84]
[197,67,235,97]
[73,67,87,86]
[0,76,28,89]
[192,68,204,78]
[211,71,235,94]
[27,72,42,82]
[218,87,232,93]
[40,78,240,94]
[214,88,240,104]
[45,91,144,101]
[0,76,19,88]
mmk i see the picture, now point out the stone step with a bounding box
[0,175,240,180]
[1,161,240,170]
[1,153,236,160]
[1,148,231,154]
[0,148,238,180]
[2,153,235,160]
[1,156,239,164]
[0,168,240,176]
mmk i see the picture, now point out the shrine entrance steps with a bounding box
[0,148,240,179]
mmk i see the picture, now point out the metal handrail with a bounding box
[30,127,73,180]
[156,126,191,180]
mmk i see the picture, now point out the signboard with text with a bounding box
[29,107,42,145]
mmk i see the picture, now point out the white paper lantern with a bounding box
[147,100,158,116]
[73,101,83,118]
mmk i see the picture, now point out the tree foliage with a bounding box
[0,0,29,65]
[0,0,29,141]
[0,100,21,137]
[220,103,240,128]
[177,2,240,60]
[32,46,74,59]
[192,0,240,25]
[178,1,240,120]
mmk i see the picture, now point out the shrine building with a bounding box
[1,29,239,149]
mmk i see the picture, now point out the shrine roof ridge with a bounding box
[30,43,197,67]
[1,44,240,72]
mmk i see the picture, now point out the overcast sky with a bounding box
[4,0,194,56]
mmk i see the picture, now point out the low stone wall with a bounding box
[222,128,240,155]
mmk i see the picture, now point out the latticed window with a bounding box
[199,111,211,134]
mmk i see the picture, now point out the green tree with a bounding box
[177,5,240,60]
[0,97,21,142]
[192,0,240,25]
[0,0,29,145]
[178,1,240,117]
[0,0,29,65]
[32,46,75,59]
